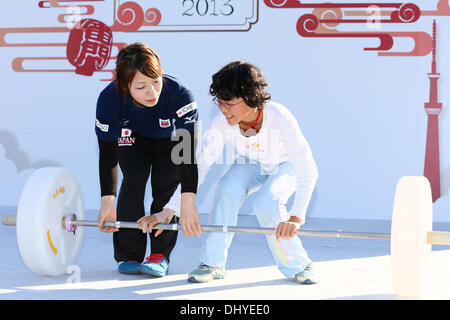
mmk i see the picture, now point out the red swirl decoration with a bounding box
[296,14,318,36]
[391,3,421,23]
[264,0,422,22]
[316,8,342,30]
[266,1,426,56]
[111,1,144,32]
[144,8,162,26]
[264,0,300,8]
[296,14,394,51]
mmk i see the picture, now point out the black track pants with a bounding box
[113,134,180,263]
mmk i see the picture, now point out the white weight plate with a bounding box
[391,176,432,298]
[16,167,84,276]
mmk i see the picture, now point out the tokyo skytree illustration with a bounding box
[423,20,442,203]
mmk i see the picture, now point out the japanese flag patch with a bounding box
[118,128,135,146]
[121,128,132,137]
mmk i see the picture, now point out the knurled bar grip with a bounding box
[75,219,391,240]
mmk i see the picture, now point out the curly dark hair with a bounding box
[209,61,271,108]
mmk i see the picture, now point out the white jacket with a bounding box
[166,101,318,222]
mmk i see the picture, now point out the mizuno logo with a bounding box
[184,114,197,124]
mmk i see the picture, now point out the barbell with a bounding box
[1,167,450,298]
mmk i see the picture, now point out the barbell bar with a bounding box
[1,166,449,299]
[4,213,450,244]
[2,213,394,240]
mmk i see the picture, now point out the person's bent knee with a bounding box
[215,177,247,201]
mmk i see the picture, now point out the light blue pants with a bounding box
[200,159,312,277]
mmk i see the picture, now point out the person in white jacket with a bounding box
[170,61,319,284]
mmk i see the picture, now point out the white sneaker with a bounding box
[295,263,319,284]
[188,263,226,283]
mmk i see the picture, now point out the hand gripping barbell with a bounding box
[2,167,450,298]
